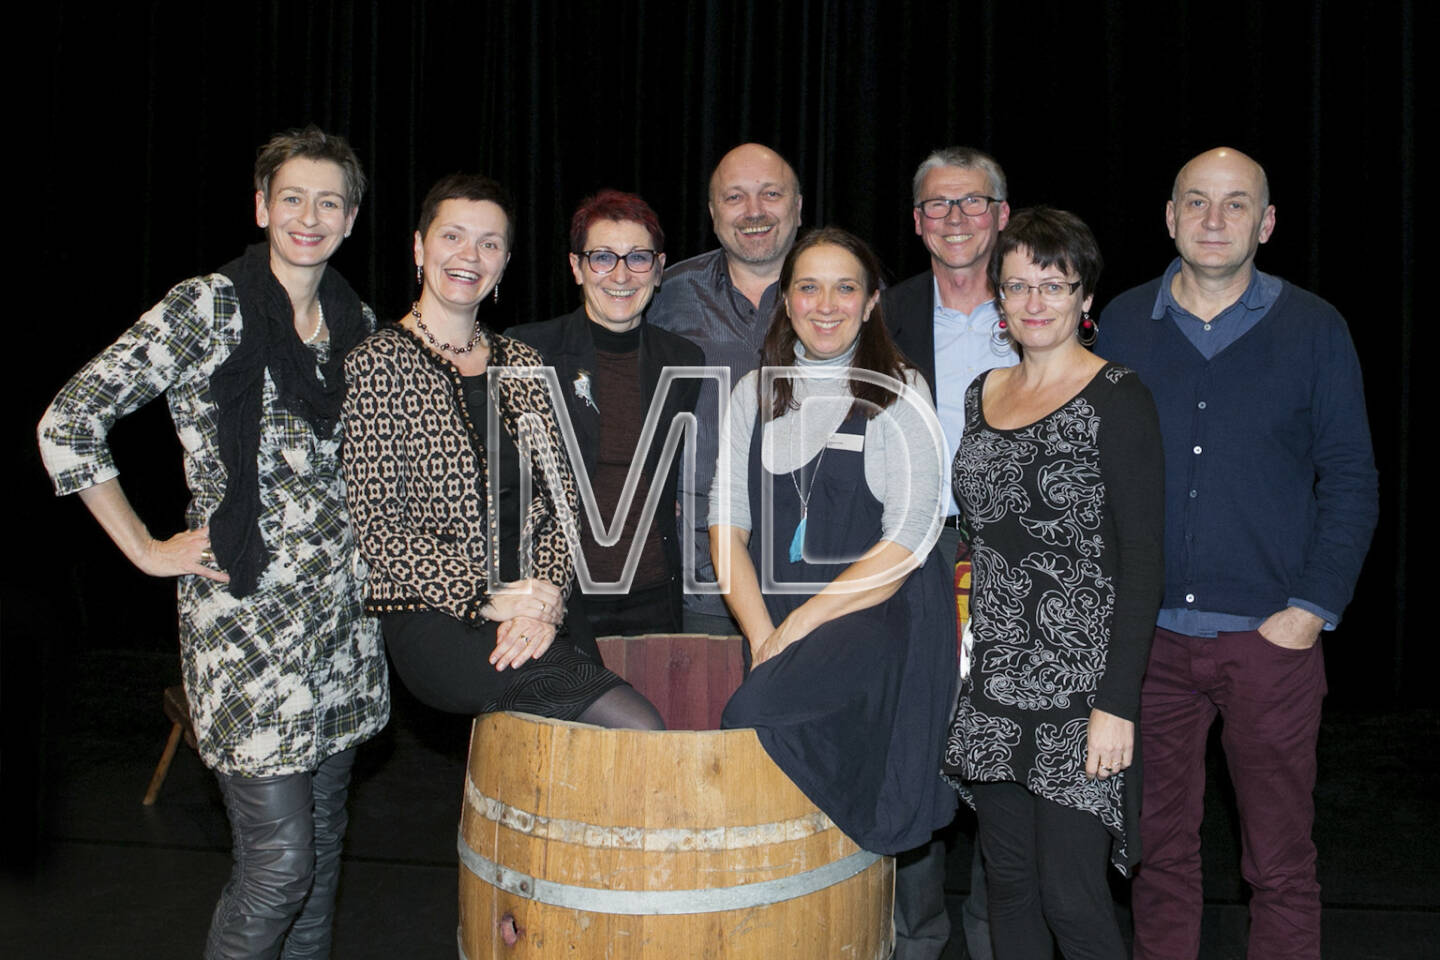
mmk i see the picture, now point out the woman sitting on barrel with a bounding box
[714,226,958,854]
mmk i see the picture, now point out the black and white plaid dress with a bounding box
[39,273,389,776]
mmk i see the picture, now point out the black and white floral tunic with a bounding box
[38,274,389,777]
[943,362,1163,873]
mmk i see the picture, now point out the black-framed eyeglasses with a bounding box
[579,249,658,274]
[998,279,1084,302]
[915,195,1001,219]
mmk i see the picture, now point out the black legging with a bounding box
[970,781,1125,960]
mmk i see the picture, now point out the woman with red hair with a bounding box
[511,189,703,637]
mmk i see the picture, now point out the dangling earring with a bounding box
[992,316,1012,347]
[416,264,423,286]
[493,281,501,305]
[1079,311,1098,348]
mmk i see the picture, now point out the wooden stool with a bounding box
[142,685,197,805]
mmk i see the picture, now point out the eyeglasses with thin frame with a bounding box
[579,249,658,274]
[998,279,1084,302]
[915,195,1001,219]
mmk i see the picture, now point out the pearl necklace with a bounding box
[411,302,486,354]
[301,300,325,345]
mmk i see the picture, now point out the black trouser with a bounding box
[970,782,1125,960]
[895,523,993,960]
[581,582,679,638]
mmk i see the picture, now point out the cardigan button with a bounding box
[1185,593,1196,603]
[1193,445,1203,454]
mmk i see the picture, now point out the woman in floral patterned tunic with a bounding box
[944,207,1163,959]
[38,127,387,959]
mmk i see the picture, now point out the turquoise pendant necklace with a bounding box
[787,443,828,563]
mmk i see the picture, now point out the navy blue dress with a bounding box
[721,413,958,855]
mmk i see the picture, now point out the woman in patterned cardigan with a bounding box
[341,174,661,730]
[38,127,388,959]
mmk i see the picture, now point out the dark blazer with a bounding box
[508,308,703,620]
[880,271,938,403]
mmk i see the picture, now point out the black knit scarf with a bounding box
[208,243,368,597]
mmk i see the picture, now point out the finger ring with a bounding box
[199,548,216,564]
[1100,765,1112,771]
[520,635,530,645]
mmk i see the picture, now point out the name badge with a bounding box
[826,432,864,452]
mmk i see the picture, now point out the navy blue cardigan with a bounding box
[1099,277,1378,622]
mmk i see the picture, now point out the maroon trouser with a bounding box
[1132,627,1326,960]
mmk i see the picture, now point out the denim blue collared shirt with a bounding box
[646,249,776,618]
[932,279,1017,517]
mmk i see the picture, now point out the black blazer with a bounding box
[508,308,703,614]
[880,271,938,403]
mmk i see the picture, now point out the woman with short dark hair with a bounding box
[342,176,662,730]
[39,125,386,958]
[945,206,1165,958]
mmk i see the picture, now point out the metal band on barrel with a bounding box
[456,831,882,915]
[464,777,837,850]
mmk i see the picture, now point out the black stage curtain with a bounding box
[8,0,1415,862]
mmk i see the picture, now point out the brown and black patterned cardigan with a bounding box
[341,325,581,623]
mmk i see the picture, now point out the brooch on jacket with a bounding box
[573,369,598,412]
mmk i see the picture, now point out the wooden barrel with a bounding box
[456,635,894,959]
